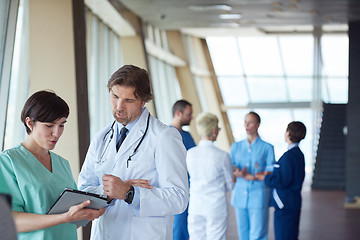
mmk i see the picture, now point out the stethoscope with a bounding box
[97,113,151,168]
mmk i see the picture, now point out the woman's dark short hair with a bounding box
[21,90,69,134]
[107,65,154,103]
[247,111,261,124]
[287,121,306,143]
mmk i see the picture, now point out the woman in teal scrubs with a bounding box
[0,90,104,240]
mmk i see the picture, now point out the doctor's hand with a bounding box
[125,179,152,189]
[102,174,130,201]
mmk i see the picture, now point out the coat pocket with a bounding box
[130,216,168,240]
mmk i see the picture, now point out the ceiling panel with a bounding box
[117,0,360,35]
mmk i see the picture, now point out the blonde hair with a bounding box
[196,112,219,138]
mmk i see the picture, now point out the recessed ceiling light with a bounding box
[188,4,232,12]
[209,22,240,28]
[219,14,242,19]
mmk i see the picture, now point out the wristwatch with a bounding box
[124,186,134,204]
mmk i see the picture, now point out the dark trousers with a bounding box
[274,208,301,240]
[173,206,189,240]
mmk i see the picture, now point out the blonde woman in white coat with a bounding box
[186,112,234,240]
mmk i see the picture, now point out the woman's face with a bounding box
[285,130,291,144]
[28,117,67,150]
[244,114,259,136]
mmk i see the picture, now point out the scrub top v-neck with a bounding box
[0,144,78,240]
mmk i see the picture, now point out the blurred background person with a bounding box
[186,112,233,240]
[257,121,306,240]
[230,111,275,240]
[171,99,196,240]
[0,90,104,240]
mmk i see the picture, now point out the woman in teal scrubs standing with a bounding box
[0,90,104,240]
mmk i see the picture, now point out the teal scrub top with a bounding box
[0,167,10,194]
[0,145,78,240]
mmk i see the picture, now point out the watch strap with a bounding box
[124,186,134,204]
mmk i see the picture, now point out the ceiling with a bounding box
[117,0,360,36]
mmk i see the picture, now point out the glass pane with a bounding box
[321,77,330,103]
[287,77,312,102]
[4,0,29,150]
[218,76,248,106]
[327,77,348,103]
[247,77,287,102]
[194,76,209,112]
[149,56,181,124]
[0,0,10,78]
[255,109,292,160]
[238,37,283,76]
[279,36,313,76]
[86,10,121,138]
[206,37,243,76]
[322,35,349,77]
[227,109,249,142]
[293,109,313,171]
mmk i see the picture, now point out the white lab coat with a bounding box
[186,140,234,240]
[78,108,188,240]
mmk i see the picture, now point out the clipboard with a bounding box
[47,188,107,227]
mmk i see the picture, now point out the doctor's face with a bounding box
[110,85,145,126]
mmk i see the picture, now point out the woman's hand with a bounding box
[255,172,266,181]
[13,201,105,233]
[255,171,272,181]
[234,167,258,181]
[234,167,249,178]
[64,200,105,223]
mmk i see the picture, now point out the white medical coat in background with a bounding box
[186,140,234,217]
[78,108,188,240]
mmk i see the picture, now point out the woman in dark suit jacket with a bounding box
[257,121,306,240]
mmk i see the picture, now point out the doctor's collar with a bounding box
[116,107,146,135]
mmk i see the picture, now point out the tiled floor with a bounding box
[226,173,360,240]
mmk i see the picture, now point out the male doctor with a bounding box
[78,65,189,240]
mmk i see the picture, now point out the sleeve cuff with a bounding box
[131,186,140,210]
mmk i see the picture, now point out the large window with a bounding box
[207,31,348,171]
[86,8,123,137]
[1,0,29,150]
[145,24,182,124]
[4,0,29,150]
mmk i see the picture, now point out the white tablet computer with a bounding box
[47,188,107,227]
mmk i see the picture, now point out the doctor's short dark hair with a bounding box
[107,65,154,103]
[21,90,70,134]
[172,99,192,117]
[286,121,306,143]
